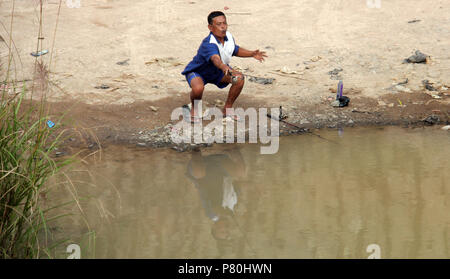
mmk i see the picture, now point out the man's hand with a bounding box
[252,50,267,62]
[236,48,268,62]
[221,64,233,76]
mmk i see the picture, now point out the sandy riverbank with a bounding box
[1,0,449,152]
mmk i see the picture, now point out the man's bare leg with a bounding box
[221,72,245,116]
[189,77,205,122]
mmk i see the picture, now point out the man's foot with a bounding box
[182,104,202,123]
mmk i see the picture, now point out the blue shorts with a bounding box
[185,70,229,89]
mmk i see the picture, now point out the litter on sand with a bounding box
[116,59,130,66]
[248,76,274,85]
[47,120,55,128]
[331,81,350,107]
[95,84,110,89]
[31,50,49,57]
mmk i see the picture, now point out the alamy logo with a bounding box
[170,102,279,154]
[67,244,81,259]
[366,244,381,259]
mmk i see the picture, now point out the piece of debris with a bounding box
[277,66,300,74]
[336,96,350,107]
[330,80,349,107]
[441,125,450,131]
[116,59,130,66]
[423,115,439,125]
[386,78,409,91]
[150,106,158,112]
[55,151,65,157]
[331,100,340,107]
[431,94,442,99]
[248,76,274,85]
[408,19,421,23]
[279,106,288,120]
[328,68,343,80]
[31,49,49,57]
[137,142,147,147]
[336,80,343,99]
[46,120,55,128]
[403,50,428,64]
[397,78,409,85]
[310,56,322,62]
[422,79,437,91]
[378,101,387,106]
[95,84,110,89]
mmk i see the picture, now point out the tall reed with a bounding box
[0,0,82,258]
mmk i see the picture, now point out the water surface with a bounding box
[51,126,449,258]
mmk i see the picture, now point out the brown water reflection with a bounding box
[51,127,449,258]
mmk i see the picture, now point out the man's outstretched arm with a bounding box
[236,47,267,62]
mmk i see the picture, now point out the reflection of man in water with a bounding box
[186,148,246,240]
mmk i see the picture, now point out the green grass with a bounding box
[0,83,74,258]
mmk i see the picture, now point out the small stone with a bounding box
[441,125,450,131]
[55,151,65,157]
[215,99,225,107]
[431,94,442,99]
[315,114,326,120]
[388,103,394,107]
[300,119,310,124]
[378,101,387,106]
[423,115,439,125]
[348,119,354,124]
[137,142,146,147]
[331,100,340,107]
[395,85,412,93]
[150,106,158,112]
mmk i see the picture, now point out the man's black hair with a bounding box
[208,11,225,25]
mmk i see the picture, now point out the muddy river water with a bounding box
[50,126,449,258]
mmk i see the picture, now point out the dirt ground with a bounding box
[1,0,449,151]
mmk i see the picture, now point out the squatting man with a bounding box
[172,11,279,154]
[181,10,268,123]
